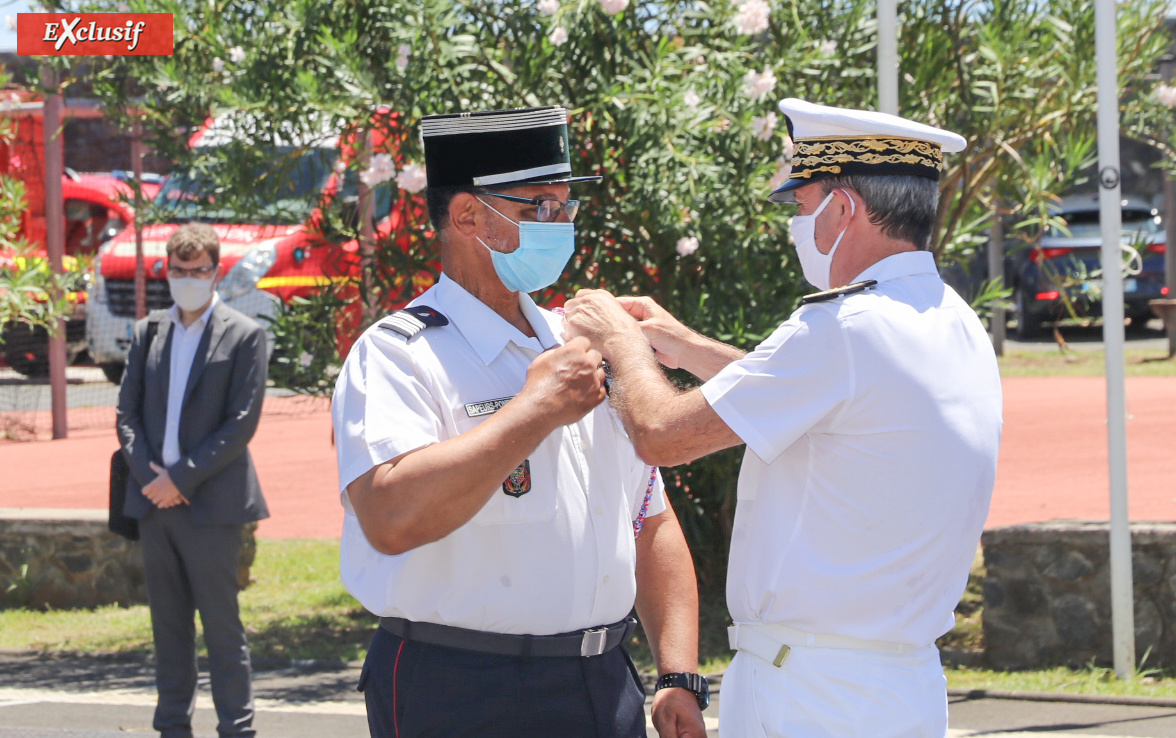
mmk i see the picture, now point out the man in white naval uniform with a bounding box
[565,99,1003,737]
[332,106,708,738]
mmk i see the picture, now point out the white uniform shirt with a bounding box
[701,251,1002,647]
[333,273,666,635]
[162,294,219,467]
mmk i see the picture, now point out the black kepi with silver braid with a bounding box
[421,106,602,189]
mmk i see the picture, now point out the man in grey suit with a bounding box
[116,223,270,738]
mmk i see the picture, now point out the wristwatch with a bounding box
[654,672,709,710]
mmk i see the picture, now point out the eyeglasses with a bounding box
[477,192,580,223]
[169,264,217,278]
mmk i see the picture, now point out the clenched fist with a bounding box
[519,336,607,427]
[616,295,692,369]
[563,288,646,359]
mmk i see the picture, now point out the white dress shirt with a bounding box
[162,294,219,467]
[332,273,666,635]
[701,251,1003,647]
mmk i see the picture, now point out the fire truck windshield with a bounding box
[154,147,337,225]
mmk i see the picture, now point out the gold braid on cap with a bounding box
[786,135,944,181]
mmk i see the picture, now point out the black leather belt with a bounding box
[378,616,636,658]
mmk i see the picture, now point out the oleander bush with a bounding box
[65,0,1172,592]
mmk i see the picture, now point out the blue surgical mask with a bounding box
[477,198,575,294]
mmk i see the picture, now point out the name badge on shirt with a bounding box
[465,396,514,418]
[502,460,531,498]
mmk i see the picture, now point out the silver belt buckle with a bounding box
[580,627,608,657]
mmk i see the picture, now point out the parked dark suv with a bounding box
[1010,196,1166,339]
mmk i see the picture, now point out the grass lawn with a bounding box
[998,348,1176,377]
[946,663,1176,697]
[9,540,1176,698]
[0,539,376,662]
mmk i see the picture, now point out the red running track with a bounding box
[1,376,1173,538]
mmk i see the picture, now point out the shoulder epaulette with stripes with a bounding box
[799,279,878,306]
[378,305,449,340]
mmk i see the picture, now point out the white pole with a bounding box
[876,0,899,115]
[1094,0,1135,680]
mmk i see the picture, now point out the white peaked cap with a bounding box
[779,98,967,153]
[769,98,967,202]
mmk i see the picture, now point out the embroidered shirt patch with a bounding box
[502,460,532,498]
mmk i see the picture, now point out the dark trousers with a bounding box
[140,507,255,738]
[359,625,647,738]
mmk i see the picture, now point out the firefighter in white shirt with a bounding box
[332,106,708,738]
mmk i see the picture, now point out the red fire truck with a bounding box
[87,110,429,383]
[0,96,162,375]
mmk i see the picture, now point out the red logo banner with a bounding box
[16,13,173,56]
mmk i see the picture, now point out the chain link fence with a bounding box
[0,358,329,442]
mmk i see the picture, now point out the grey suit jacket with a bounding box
[116,301,270,526]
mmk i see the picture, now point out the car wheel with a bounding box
[1,322,89,377]
[1013,289,1043,340]
[100,362,125,385]
[1126,315,1153,334]
[1,324,49,377]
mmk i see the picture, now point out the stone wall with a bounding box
[982,520,1176,669]
[0,509,256,610]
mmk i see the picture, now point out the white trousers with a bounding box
[718,645,948,738]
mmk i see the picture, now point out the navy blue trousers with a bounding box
[358,626,647,738]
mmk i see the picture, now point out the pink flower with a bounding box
[359,153,396,187]
[768,156,791,190]
[732,0,770,35]
[229,46,246,64]
[599,0,629,15]
[538,0,560,15]
[1156,84,1176,109]
[751,112,777,141]
[396,163,428,194]
[549,26,569,45]
[683,90,701,111]
[676,236,700,256]
[742,68,777,100]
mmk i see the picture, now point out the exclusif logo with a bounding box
[17,13,173,55]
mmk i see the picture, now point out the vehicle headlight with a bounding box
[218,242,278,300]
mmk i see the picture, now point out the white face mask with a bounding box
[789,189,855,291]
[168,277,216,312]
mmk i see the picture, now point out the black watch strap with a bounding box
[654,672,709,710]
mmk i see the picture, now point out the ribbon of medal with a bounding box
[553,306,657,538]
[632,467,657,538]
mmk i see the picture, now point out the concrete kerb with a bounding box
[948,688,1176,709]
[0,649,358,674]
[0,648,725,693]
[12,649,1176,709]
